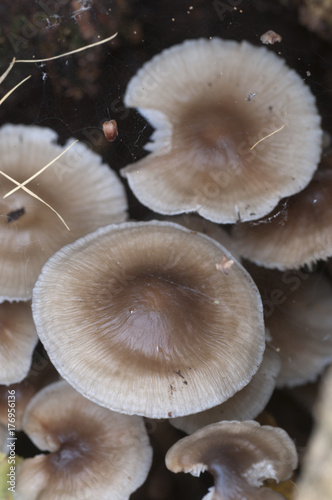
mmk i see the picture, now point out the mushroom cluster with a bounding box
[2,30,328,500]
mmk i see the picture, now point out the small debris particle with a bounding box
[6,207,25,223]
[168,411,173,418]
[213,300,220,304]
[260,30,282,45]
[183,380,188,385]
[103,120,118,142]
[246,92,256,101]
[175,370,185,379]
[216,255,234,275]
[306,70,311,77]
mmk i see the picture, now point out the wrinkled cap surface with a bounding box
[0,124,127,301]
[15,380,152,500]
[166,420,298,500]
[32,220,265,418]
[121,38,322,223]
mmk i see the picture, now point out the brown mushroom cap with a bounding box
[246,262,332,387]
[0,123,127,301]
[171,346,280,434]
[15,380,152,500]
[0,301,38,384]
[121,38,322,223]
[32,220,265,418]
[232,156,332,270]
[166,420,297,500]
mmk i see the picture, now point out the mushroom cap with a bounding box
[32,220,265,418]
[166,420,297,500]
[0,355,59,429]
[171,346,280,434]
[0,123,127,302]
[15,380,152,500]
[232,157,332,270]
[246,262,332,387]
[0,301,38,384]
[121,38,322,223]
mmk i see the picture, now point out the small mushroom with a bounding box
[166,420,298,500]
[15,380,152,500]
[121,38,322,223]
[170,346,280,434]
[0,301,38,384]
[32,220,265,418]
[0,123,127,301]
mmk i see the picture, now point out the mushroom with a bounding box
[232,155,332,270]
[0,352,59,430]
[32,220,265,418]
[0,301,38,384]
[0,123,127,301]
[170,346,280,434]
[245,262,332,387]
[165,420,298,500]
[121,38,322,223]
[15,380,153,500]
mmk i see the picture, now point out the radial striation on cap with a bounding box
[121,38,322,223]
[171,346,280,434]
[0,124,128,302]
[32,220,265,418]
[15,380,152,500]
[0,302,38,385]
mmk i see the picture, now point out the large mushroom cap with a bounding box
[32,220,265,418]
[232,157,332,269]
[166,420,298,500]
[121,38,322,223]
[0,123,127,301]
[15,380,152,500]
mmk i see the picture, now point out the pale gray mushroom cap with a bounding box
[0,124,127,302]
[166,420,298,500]
[15,380,152,500]
[32,220,265,418]
[121,38,322,223]
[0,301,38,384]
[246,262,332,387]
[171,346,280,434]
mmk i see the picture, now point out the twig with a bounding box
[15,33,118,63]
[0,75,31,106]
[0,170,70,231]
[0,57,16,85]
[250,123,286,151]
[4,140,78,198]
